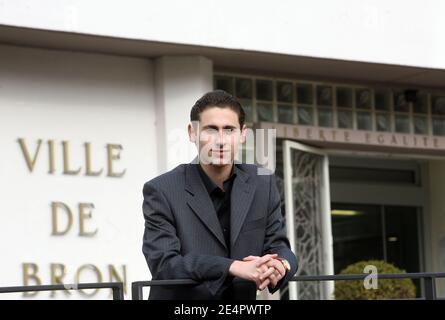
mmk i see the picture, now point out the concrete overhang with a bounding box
[1,24,444,90]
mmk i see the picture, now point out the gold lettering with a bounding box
[75,264,102,297]
[62,141,81,175]
[344,131,350,142]
[51,202,73,236]
[17,138,42,173]
[109,265,127,295]
[306,128,312,140]
[78,203,97,237]
[22,263,41,297]
[50,263,70,297]
[84,142,103,176]
[331,130,337,141]
[48,140,55,174]
[107,144,126,178]
[293,127,299,138]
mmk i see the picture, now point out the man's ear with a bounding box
[239,124,247,144]
[188,123,196,143]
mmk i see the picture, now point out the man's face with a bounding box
[188,106,246,166]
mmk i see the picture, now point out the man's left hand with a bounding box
[242,255,286,290]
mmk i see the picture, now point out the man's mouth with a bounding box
[211,150,230,157]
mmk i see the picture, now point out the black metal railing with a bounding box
[2,273,444,300]
[131,272,445,300]
[0,282,125,300]
[292,272,445,300]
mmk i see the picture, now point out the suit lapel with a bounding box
[185,163,227,250]
[230,165,256,248]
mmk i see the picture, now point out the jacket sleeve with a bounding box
[142,181,234,297]
[262,174,298,294]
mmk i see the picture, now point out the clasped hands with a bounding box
[228,253,286,291]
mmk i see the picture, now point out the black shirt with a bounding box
[197,163,238,253]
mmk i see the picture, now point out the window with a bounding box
[331,203,422,296]
[214,73,445,136]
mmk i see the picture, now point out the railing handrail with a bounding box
[2,272,444,300]
[0,282,125,300]
[131,272,445,300]
[292,272,445,281]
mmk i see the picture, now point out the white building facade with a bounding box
[1,0,444,299]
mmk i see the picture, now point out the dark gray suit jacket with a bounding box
[142,160,297,300]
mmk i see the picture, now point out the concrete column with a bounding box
[153,56,213,173]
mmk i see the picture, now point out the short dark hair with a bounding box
[190,90,245,127]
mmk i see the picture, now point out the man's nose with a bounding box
[215,130,226,145]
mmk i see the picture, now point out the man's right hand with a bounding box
[228,254,277,289]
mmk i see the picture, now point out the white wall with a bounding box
[0,0,444,70]
[0,44,157,299]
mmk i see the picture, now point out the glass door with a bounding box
[283,140,334,300]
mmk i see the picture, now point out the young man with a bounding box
[142,90,297,300]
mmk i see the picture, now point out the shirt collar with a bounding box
[197,162,238,194]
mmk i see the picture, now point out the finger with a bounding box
[255,254,278,267]
[273,260,286,277]
[275,272,284,284]
[243,255,258,261]
[259,268,275,281]
[256,254,279,267]
[259,278,270,290]
[259,267,275,280]
[257,264,268,275]
[265,260,276,267]
[259,265,269,273]
[270,277,278,289]
[269,273,276,283]
[255,267,267,279]
[266,259,286,277]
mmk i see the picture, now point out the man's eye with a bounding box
[202,128,238,136]
[203,129,217,134]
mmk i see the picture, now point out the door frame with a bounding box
[282,140,334,300]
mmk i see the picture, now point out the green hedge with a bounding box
[334,260,416,300]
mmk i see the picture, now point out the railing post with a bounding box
[112,282,125,300]
[132,282,143,300]
[424,276,437,300]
